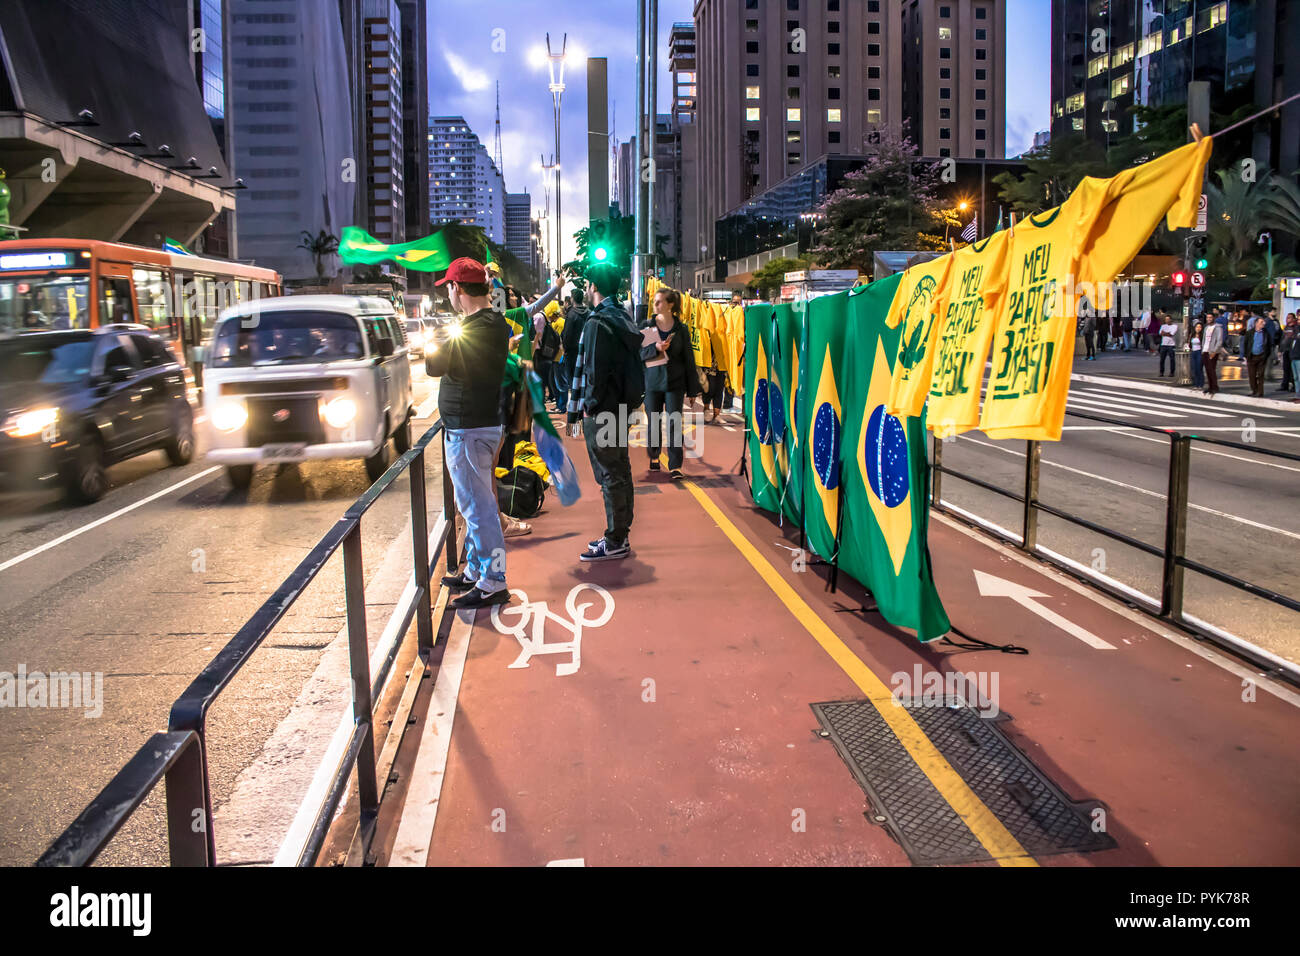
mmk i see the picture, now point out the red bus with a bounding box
[0,238,281,381]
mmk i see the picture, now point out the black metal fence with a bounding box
[930,408,1300,681]
[37,422,458,867]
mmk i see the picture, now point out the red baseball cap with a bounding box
[435,257,489,286]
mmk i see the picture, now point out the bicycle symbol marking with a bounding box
[489,583,615,677]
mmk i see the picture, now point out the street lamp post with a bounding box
[543,34,568,270]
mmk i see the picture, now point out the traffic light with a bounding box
[1172,269,1187,294]
[592,245,609,262]
[1189,234,1209,271]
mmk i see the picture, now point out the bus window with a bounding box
[98,277,135,326]
[132,267,173,335]
[0,275,90,331]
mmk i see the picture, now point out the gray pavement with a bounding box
[0,361,442,865]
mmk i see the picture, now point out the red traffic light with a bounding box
[1172,271,1187,284]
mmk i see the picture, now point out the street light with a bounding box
[536,33,568,270]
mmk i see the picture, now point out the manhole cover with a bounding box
[688,476,735,488]
[811,698,1115,865]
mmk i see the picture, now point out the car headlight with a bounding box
[2,406,59,438]
[323,397,357,429]
[212,400,248,433]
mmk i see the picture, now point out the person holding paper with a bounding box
[639,287,700,478]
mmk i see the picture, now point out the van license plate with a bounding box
[261,443,307,461]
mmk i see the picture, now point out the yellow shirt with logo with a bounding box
[884,254,954,418]
[980,138,1212,440]
[927,230,1014,438]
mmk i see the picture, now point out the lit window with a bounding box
[746,86,760,99]
[1111,73,1131,97]
[1089,54,1109,77]
[939,27,952,40]
[867,109,881,124]
[827,108,841,122]
[746,107,761,121]
[787,108,801,122]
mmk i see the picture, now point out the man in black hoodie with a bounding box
[566,262,644,562]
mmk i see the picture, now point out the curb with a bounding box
[1071,372,1300,412]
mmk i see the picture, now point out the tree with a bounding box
[297,229,339,280]
[809,127,950,274]
[746,256,809,301]
[992,134,1109,220]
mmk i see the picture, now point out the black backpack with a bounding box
[596,310,645,410]
[497,465,545,518]
[536,322,561,361]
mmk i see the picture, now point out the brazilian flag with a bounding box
[339,226,451,272]
[744,303,783,513]
[801,291,849,562]
[839,275,951,642]
[771,302,806,525]
[503,306,533,361]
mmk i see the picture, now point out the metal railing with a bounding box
[930,409,1300,682]
[37,422,459,866]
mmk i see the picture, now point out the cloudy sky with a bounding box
[425,0,1050,245]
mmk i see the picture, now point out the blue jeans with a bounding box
[445,425,507,593]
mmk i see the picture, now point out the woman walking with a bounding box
[1190,320,1205,390]
[640,287,700,480]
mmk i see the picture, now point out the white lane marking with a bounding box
[274,516,447,866]
[934,508,1300,702]
[1072,385,1246,419]
[1070,372,1292,416]
[1092,427,1300,474]
[974,569,1115,649]
[1065,397,1140,418]
[1069,390,1193,418]
[723,425,737,432]
[0,466,221,574]
[546,858,586,866]
[955,436,1300,540]
[491,583,614,677]
[389,609,475,867]
[415,393,439,420]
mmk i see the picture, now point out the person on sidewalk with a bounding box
[561,287,592,401]
[1277,313,1296,394]
[1243,316,1274,397]
[1157,316,1179,377]
[1202,316,1227,395]
[427,257,512,610]
[567,261,644,562]
[1082,313,1097,360]
[1096,312,1109,354]
[1189,320,1205,390]
[640,286,700,479]
[1121,313,1134,351]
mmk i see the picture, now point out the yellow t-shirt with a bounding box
[927,231,1013,438]
[884,254,954,418]
[981,137,1212,440]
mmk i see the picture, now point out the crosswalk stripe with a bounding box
[1064,397,1141,418]
[1071,385,1260,419]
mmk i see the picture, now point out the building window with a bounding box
[976,129,986,140]
[868,21,880,34]
[746,18,758,31]
[940,87,951,99]
[1112,73,1131,97]
[940,47,951,59]
[828,21,840,33]
[747,40,759,53]
[976,68,986,80]
[939,27,952,40]
[787,107,801,121]
[746,107,760,121]
[940,4,950,16]
[747,64,759,77]
[868,88,880,100]
[940,127,951,139]
[940,67,950,79]
[787,131,801,143]
[786,20,798,32]
[828,87,840,99]
[868,66,880,78]
[975,108,986,120]
[1072,117,1085,130]
[868,0,879,10]
[788,86,801,100]
[828,65,841,78]
[976,28,986,40]
[976,48,986,60]
[976,148,986,158]
[827,108,842,122]
[829,130,841,143]
[1112,43,1134,67]
[976,6,986,18]
[868,43,880,56]
[940,147,951,157]
[787,0,798,8]
[828,0,839,9]
[975,88,986,100]
[866,108,881,123]
[746,0,757,6]
[787,65,800,77]
[939,107,951,119]
[788,151,801,164]
[746,86,760,99]
[827,42,840,55]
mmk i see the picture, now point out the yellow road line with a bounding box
[681,478,1038,867]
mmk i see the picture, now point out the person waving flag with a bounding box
[960,215,978,243]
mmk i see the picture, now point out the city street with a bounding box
[0,361,442,866]
[938,372,1300,664]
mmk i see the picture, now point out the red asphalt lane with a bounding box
[420,414,1300,866]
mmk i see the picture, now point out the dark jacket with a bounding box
[426,307,510,429]
[639,316,701,396]
[1239,322,1276,359]
[578,297,642,419]
[561,304,590,384]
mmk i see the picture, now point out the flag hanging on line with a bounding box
[163,237,193,256]
[338,226,452,272]
[995,206,1005,232]
[960,215,978,242]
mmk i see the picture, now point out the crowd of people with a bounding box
[1079,304,1300,399]
[428,256,737,609]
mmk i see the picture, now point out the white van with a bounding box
[203,295,415,488]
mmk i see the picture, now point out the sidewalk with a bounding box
[372,409,1300,867]
[1074,346,1300,409]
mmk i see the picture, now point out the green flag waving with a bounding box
[339,226,451,272]
[744,303,782,513]
[771,302,806,526]
[839,274,950,642]
[503,305,533,361]
[801,291,849,562]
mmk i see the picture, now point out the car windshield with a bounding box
[404,320,422,334]
[0,276,92,333]
[208,310,365,367]
[0,338,96,384]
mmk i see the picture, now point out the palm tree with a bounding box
[1205,165,1267,277]
[297,229,340,280]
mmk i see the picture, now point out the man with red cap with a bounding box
[427,257,512,609]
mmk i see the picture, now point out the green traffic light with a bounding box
[1195,258,1208,270]
[593,246,609,261]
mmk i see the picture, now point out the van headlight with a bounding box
[212,400,248,433]
[323,397,357,429]
[3,406,59,438]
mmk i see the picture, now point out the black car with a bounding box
[0,325,195,503]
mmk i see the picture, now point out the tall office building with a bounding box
[395,0,429,245]
[187,0,235,258]
[504,192,534,266]
[1050,0,1299,177]
[228,0,355,279]
[670,21,700,287]
[428,116,506,242]
[357,0,404,244]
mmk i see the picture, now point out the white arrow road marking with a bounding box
[546,858,586,866]
[974,569,1115,650]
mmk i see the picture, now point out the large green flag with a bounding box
[503,306,533,361]
[771,302,807,526]
[339,226,451,272]
[839,274,951,642]
[800,291,850,562]
[743,303,782,513]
